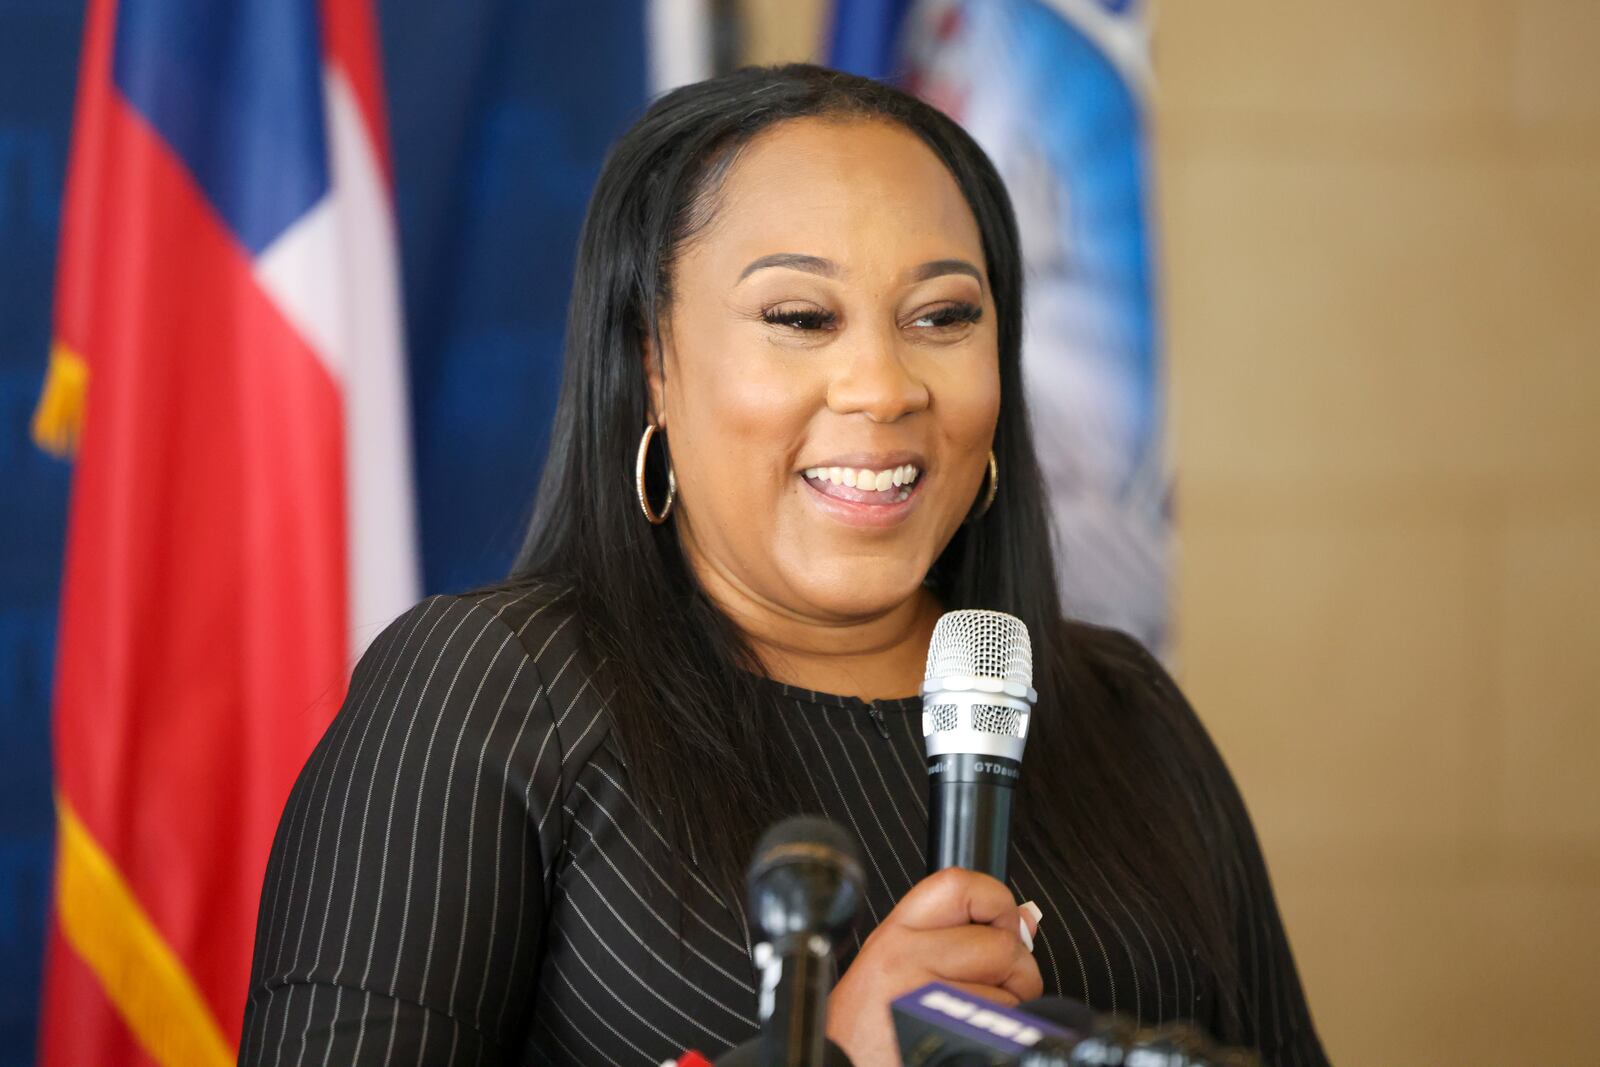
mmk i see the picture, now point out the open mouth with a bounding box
[800,463,920,505]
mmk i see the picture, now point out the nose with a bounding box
[825,328,931,423]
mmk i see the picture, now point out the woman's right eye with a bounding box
[762,306,838,331]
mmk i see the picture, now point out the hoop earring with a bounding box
[635,423,677,525]
[967,450,998,523]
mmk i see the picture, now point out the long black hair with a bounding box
[507,63,1242,1034]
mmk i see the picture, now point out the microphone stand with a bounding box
[754,935,834,1067]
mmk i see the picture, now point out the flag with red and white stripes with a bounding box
[32,1,417,1063]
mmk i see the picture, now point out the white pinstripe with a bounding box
[843,710,925,869]
[470,667,543,1031]
[1015,849,1097,1008]
[541,992,627,1067]
[317,986,345,1067]
[1142,904,1184,1024]
[301,598,443,999]
[351,988,372,1062]
[584,762,742,924]
[449,591,564,988]
[536,667,596,836]
[262,602,433,1065]
[560,866,731,1047]
[447,652,530,1011]
[392,596,539,994]
[495,714,559,1034]
[563,827,759,1006]
[266,597,408,972]
[282,625,421,1065]
[1081,864,1144,1020]
[417,628,524,996]
[780,700,885,927]
[548,960,655,1062]
[570,778,746,955]
[358,598,481,989]
[489,627,585,1036]
[560,893,742,1049]
[489,628,581,1035]
[888,706,935,818]
[322,597,452,995]
[821,708,916,887]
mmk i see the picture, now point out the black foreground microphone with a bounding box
[922,610,1037,881]
[739,816,864,1067]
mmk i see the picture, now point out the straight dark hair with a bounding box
[507,63,1243,1035]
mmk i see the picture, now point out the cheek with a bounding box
[927,349,1002,450]
[667,347,819,503]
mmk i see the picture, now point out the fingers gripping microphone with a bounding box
[923,610,1036,881]
[744,816,864,1067]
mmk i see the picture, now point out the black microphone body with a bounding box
[926,752,1020,880]
[755,935,831,1067]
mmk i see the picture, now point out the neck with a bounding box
[682,544,941,703]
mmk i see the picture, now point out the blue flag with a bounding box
[831,0,1170,653]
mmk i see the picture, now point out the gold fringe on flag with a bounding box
[55,797,235,1067]
[31,342,88,458]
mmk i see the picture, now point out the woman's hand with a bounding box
[825,868,1043,1066]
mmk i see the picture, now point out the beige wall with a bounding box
[740,3,1600,1063]
[1159,3,1600,1063]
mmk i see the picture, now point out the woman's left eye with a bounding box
[909,302,983,330]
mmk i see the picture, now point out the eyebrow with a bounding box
[736,253,985,287]
[737,253,838,281]
[910,258,983,285]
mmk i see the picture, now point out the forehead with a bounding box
[693,116,987,276]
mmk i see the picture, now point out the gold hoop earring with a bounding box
[967,450,998,523]
[635,423,677,525]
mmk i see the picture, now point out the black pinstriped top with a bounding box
[240,586,1328,1066]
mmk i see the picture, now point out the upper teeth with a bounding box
[803,465,920,491]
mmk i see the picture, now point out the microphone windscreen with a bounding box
[745,812,864,889]
[924,610,1033,690]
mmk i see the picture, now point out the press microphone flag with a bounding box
[922,610,1037,881]
[892,982,1262,1067]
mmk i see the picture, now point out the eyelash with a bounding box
[763,307,838,331]
[761,302,983,332]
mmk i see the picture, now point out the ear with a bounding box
[641,322,669,429]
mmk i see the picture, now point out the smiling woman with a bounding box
[239,65,1328,1067]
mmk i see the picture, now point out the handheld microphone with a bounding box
[922,610,1036,881]
[743,816,865,1067]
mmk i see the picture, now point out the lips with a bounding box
[794,452,927,527]
[796,467,924,532]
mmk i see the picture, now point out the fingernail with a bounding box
[1021,900,1043,926]
[1018,915,1035,952]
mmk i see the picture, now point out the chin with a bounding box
[789,564,928,621]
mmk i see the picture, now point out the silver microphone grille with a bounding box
[924,609,1032,690]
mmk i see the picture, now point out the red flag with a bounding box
[34,1,417,1063]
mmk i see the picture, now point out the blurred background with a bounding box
[2,1,1596,1065]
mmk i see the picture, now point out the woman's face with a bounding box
[650,116,1000,625]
